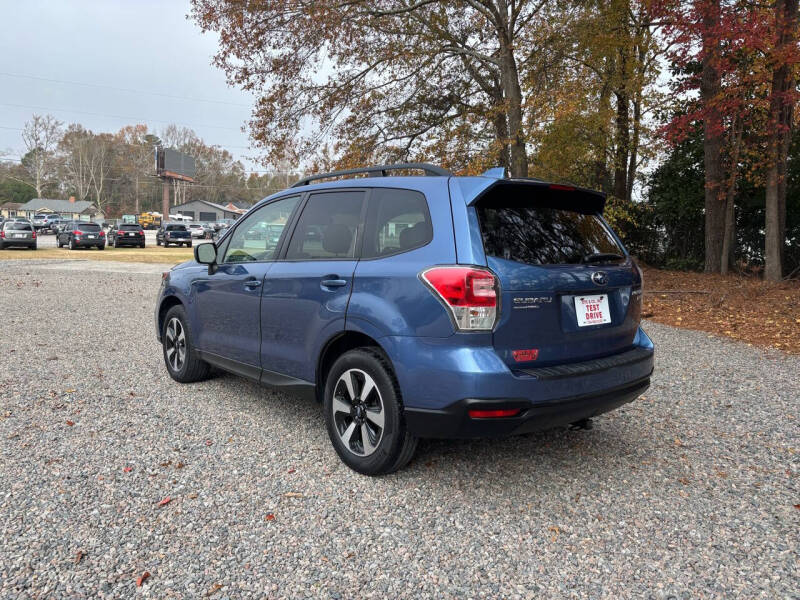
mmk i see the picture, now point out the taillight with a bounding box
[31,231,37,239]
[99,231,105,237]
[0,231,4,238]
[420,266,498,331]
[73,230,82,236]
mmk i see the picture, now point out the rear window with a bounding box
[166,224,187,231]
[5,222,32,231]
[477,204,623,266]
[78,223,101,231]
[120,224,141,230]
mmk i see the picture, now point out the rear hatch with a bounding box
[4,223,34,240]
[473,182,642,368]
[77,223,102,240]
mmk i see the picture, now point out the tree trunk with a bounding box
[701,0,725,274]
[764,0,798,281]
[498,16,528,178]
[721,117,741,275]
[614,46,630,200]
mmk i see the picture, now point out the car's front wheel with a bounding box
[162,305,210,383]
[324,348,417,475]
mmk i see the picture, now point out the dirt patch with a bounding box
[642,267,800,354]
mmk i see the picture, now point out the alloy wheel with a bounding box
[164,317,186,372]
[332,368,385,456]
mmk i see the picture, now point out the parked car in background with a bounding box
[32,213,52,231]
[156,223,192,248]
[108,223,145,248]
[155,163,654,475]
[0,220,37,249]
[187,223,206,239]
[213,218,236,232]
[201,222,216,238]
[56,221,105,250]
[46,216,69,233]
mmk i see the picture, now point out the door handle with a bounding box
[243,278,262,289]
[321,278,347,288]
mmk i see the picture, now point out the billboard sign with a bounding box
[155,147,196,182]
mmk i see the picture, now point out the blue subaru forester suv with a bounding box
[156,164,654,475]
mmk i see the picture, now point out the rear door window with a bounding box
[362,188,432,258]
[284,191,365,260]
[477,203,623,266]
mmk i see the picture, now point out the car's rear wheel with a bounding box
[324,348,417,475]
[162,305,210,383]
[69,239,76,250]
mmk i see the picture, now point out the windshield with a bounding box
[477,204,624,266]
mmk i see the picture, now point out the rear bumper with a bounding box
[381,326,654,439]
[73,238,104,247]
[1,239,35,247]
[114,237,144,246]
[404,376,650,438]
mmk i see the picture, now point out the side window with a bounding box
[223,195,300,263]
[284,191,365,260]
[362,188,432,258]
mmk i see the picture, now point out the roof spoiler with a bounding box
[457,178,606,214]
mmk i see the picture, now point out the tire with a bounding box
[164,241,170,248]
[324,347,417,475]
[0,242,5,250]
[140,243,145,248]
[114,239,119,248]
[98,244,104,250]
[161,305,210,383]
[156,239,161,246]
[69,239,76,250]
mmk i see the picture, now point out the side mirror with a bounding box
[195,242,217,265]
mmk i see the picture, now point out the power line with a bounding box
[0,72,252,108]
[0,101,245,133]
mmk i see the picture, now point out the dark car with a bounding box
[0,220,37,249]
[108,223,145,248]
[156,223,192,248]
[56,221,105,250]
[155,163,653,475]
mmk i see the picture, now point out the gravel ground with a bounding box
[0,260,797,599]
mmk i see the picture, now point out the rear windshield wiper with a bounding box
[581,252,625,264]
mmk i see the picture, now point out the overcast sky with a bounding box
[0,0,257,168]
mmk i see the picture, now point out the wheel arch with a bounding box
[316,331,389,403]
[157,295,184,341]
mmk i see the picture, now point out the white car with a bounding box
[187,223,206,239]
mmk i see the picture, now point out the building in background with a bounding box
[18,198,105,222]
[0,202,22,217]
[170,199,249,222]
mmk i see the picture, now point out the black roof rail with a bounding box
[291,163,452,188]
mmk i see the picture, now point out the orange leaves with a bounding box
[136,571,150,587]
[157,496,171,507]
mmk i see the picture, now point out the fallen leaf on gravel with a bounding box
[176,462,185,469]
[678,477,690,486]
[265,513,275,521]
[205,440,213,446]
[47,356,58,361]
[206,583,223,596]
[65,420,74,426]
[74,550,85,564]
[65,389,76,393]
[284,492,303,498]
[157,496,171,506]
[129,391,136,397]
[123,466,133,473]
[136,572,150,587]
[160,460,172,467]
[673,438,683,447]
[287,468,295,474]
[794,504,800,509]
[188,493,198,499]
